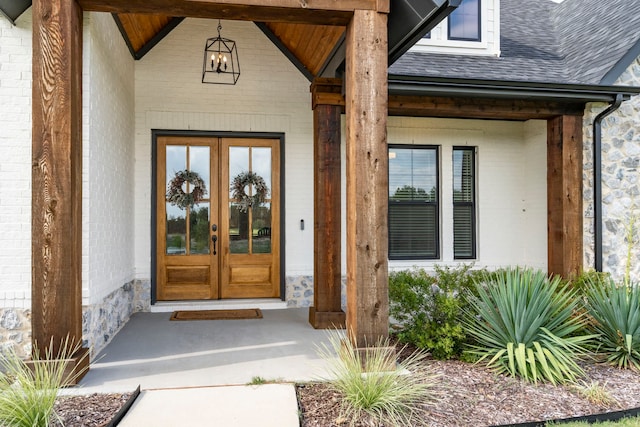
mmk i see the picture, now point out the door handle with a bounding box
[212,235,218,255]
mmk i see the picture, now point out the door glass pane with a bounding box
[166,146,187,188]
[229,146,250,198]
[253,202,271,254]
[190,202,210,255]
[229,202,249,254]
[166,203,186,255]
[190,146,210,197]
[252,147,272,194]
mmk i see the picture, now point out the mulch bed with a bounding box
[52,393,133,427]
[297,356,640,427]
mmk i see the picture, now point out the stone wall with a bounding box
[82,279,150,358]
[0,309,31,358]
[583,57,640,281]
[285,275,347,310]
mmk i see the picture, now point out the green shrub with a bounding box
[464,268,593,384]
[568,270,612,295]
[317,331,439,427]
[389,264,487,360]
[584,277,640,370]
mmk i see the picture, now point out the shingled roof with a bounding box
[389,0,640,86]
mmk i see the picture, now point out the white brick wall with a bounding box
[0,11,32,309]
[0,10,135,309]
[386,116,547,271]
[134,18,314,279]
[83,13,136,305]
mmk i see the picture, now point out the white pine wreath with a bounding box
[231,171,269,213]
[166,170,207,210]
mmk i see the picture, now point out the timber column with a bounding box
[345,8,390,347]
[547,115,583,278]
[32,0,87,372]
[309,78,346,329]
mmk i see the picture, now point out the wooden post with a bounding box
[309,78,346,329]
[345,9,389,348]
[32,0,88,377]
[547,115,584,278]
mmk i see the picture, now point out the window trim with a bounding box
[452,146,477,260]
[447,0,482,42]
[388,144,440,261]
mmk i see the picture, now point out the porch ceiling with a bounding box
[2,1,451,76]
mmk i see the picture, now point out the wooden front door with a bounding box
[156,136,280,300]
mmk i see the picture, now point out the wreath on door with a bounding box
[231,171,269,213]
[166,170,207,210]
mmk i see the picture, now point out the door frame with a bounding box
[151,129,286,304]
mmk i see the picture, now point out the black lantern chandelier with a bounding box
[202,20,240,85]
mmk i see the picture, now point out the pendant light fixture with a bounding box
[202,20,240,85]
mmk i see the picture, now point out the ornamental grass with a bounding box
[317,330,439,427]
[0,337,84,427]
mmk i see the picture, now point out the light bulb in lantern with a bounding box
[223,55,228,71]
[210,53,215,69]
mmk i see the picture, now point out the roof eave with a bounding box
[388,75,640,103]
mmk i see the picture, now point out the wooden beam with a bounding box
[547,115,583,278]
[32,0,84,360]
[78,0,389,25]
[345,10,389,348]
[309,78,345,329]
[389,95,586,121]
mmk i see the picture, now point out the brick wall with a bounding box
[0,10,32,310]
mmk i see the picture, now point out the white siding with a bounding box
[412,0,501,57]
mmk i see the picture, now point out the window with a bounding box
[453,147,476,259]
[388,146,439,259]
[421,0,481,43]
[448,0,481,41]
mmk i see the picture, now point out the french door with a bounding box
[156,136,280,300]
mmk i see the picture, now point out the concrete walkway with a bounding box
[119,384,300,427]
[72,308,341,426]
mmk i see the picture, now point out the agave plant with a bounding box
[464,268,593,384]
[0,337,85,427]
[584,277,640,370]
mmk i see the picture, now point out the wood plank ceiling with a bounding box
[113,12,345,79]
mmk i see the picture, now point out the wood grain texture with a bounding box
[389,95,585,121]
[31,0,83,356]
[310,78,345,328]
[116,13,174,53]
[547,115,583,278]
[220,138,281,299]
[265,23,345,76]
[156,136,218,301]
[345,10,389,348]
[78,0,356,25]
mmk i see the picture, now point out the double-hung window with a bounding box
[452,147,476,259]
[388,145,477,261]
[421,0,481,42]
[448,0,481,41]
[388,146,439,259]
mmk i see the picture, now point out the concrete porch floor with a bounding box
[76,308,340,393]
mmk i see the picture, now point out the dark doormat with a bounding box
[169,308,263,321]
